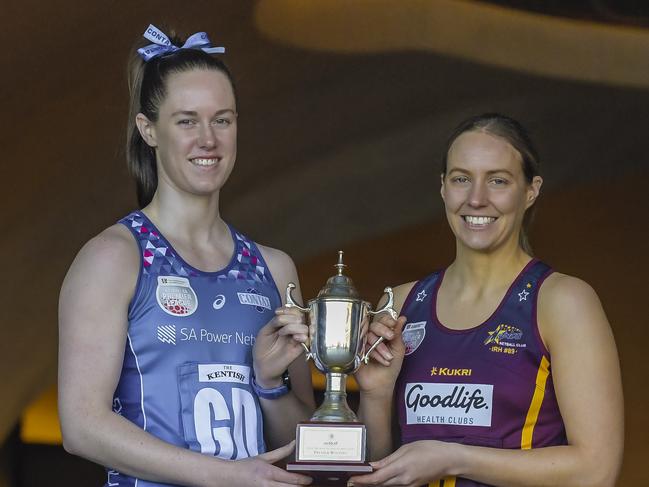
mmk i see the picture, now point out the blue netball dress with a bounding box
[106,211,281,487]
[395,259,566,487]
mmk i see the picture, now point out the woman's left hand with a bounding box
[354,314,406,396]
[253,306,309,387]
[349,440,459,487]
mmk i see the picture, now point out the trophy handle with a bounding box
[361,287,398,364]
[285,282,313,360]
[369,287,398,320]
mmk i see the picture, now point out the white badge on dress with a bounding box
[156,276,199,316]
[403,321,427,355]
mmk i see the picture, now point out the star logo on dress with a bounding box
[416,290,427,302]
[518,289,530,301]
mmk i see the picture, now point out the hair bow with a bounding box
[137,24,225,62]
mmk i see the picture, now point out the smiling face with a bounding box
[136,68,237,199]
[441,130,542,254]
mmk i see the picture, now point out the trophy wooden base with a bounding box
[288,421,372,485]
[287,461,372,485]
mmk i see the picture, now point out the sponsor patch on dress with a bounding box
[237,288,271,312]
[403,321,426,355]
[404,382,493,427]
[156,276,198,316]
[198,364,251,384]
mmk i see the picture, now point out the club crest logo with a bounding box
[156,276,198,316]
[402,321,427,355]
[484,323,523,346]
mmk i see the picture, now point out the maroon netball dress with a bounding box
[396,259,566,487]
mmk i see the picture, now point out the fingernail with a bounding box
[385,352,394,360]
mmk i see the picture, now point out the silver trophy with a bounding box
[286,251,396,481]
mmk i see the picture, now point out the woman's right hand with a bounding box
[253,306,309,388]
[354,313,407,396]
[234,441,312,486]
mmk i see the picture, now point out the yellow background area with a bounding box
[310,363,359,393]
[20,385,61,445]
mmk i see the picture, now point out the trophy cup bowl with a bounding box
[285,251,396,484]
[312,299,366,372]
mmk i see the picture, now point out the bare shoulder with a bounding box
[257,243,295,272]
[62,224,140,300]
[537,271,610,351]
[70,224,138,271]
[538,272,603,316]
[256,243,298,292]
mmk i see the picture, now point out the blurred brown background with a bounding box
[1,1,647,485]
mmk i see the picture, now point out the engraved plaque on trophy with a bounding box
[285,251,396,485]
